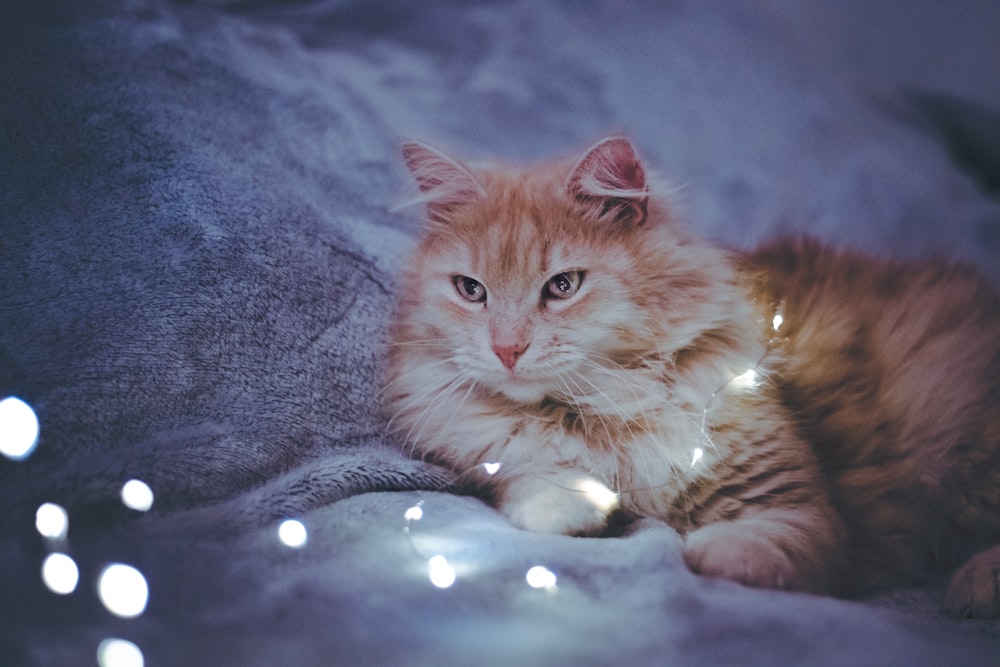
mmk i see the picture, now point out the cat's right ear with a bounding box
[401,141,486,223]
[568,136,649,226]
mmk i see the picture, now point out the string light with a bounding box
[35,502,69,541]
[399,306,787,591]
[689,446,704,467]
[729,368,759,390]
[525,565,557,590]
[98,563,149,618]
[0,396,40,460]
[427,554,456,588]
[404,504,424,522]
[120,480,154,512]
[97,638,144,667]
[278,519,308,548]
[692,306,785,467]
[571,478,619,513]
[41,553,79,595]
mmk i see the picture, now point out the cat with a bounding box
[384,136,1000,617]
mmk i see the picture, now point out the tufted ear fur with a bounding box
[401,141,486,223]
[567,136,649,226]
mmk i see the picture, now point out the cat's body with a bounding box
[385,137,1000,616]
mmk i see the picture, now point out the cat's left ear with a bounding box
[567,136,649,226]
[402,141,486,223]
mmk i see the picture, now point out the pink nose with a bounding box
[492,342,529,370]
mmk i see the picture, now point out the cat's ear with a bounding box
[567,136,649,226]
[401,141,486,223]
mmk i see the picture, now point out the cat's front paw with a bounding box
[945,545,1000,618]
[683,521,804,591]
[500,473,618,536]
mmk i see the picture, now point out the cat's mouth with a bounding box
[493,374,554,404]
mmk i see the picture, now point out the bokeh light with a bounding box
[41,553,79,595]
[427,555,456,589]
[730,369,759,390]
[525,565,557,590]
[0,396,40,460]
[690,446,705,467]
[278,519,308,548]
[98,563,149,618]
[97,638,144,667]
[120,479,154,512]
[35,502,69,540]
[571,478,618,513]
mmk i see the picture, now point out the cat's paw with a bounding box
[945,545,1000,618]
[500,473,618,536]
[683,521,803,591]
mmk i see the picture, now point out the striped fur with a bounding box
[384,137,1000,615]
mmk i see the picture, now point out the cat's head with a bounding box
[392,137,729,404]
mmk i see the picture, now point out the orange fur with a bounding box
[384,137,1000,615]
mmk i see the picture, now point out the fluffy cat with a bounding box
[384,136,1000,617]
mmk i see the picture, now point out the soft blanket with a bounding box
[2,1,999,665]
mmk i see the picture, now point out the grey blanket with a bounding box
[2,1,999,665]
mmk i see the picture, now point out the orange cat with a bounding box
[384,136,1000,617]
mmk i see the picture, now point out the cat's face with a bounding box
[394,138,667,404]
[407,212,649,403]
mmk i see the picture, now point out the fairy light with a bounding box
[525,565,557,590]
[98,563,149,618]
[427,554,456,588]
[404,504,424,522]
[571,478,619,513]
[692,305,786,470]
[278,519,308,548]
[729,368,759,390]
[35,502,69,540]
[41,552,79,595]
[97,638,144,667]
[689,446,704,467]
[396,305,791,598]
[120,479,154,512]
[0,396,40,460]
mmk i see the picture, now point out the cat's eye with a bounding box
[545,271,583,300]
[454,275,487,303]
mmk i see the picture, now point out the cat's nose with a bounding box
[493,341,529,371]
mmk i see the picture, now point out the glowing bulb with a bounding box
[97,638,144,667]
[41,553,79,595]
[278,519,308,548]
[525,565,557,590]
[772,313,784,331]
[36,502,69,540]
[404,505,424,521]
[482,462,501,475]
[427,555,456,589]
[0,396,40,460]
[120,479,154,512]
[98,564,149,618]
[730,369,759,390]
[571,478,618,513]
[690,447,704,467]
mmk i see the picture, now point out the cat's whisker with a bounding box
[553,370,624,493]
[392,371,472,458]
[377,356,457,409]
[562,367,666,494]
